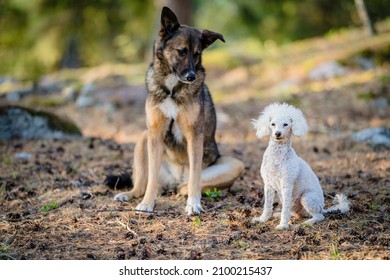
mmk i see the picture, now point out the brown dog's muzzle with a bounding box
[185,70,196,82]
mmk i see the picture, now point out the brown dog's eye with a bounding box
[177,48,188,57]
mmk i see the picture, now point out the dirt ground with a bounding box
[1,72,389,260]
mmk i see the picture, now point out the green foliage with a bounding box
[330,244,341,259]
[0,182,5,202]
[282,94,302,107]
[369,202,381,212]
[28,96,68,108]
[195,0,368,43]
[204,188,222,201]
[192,216,202,227]
[1,0,390,79]
[357,92,376,101]
[0,0,155,77]
[233,239,249,249]
[41,201,58,212]
[0,245,11,260]
[379,74,390,84]
[2,154,12,167]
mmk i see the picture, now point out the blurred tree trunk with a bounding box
[58,2,84,69]
[161,0,193,25]
[354,0,376,36]
[59,37,82,69]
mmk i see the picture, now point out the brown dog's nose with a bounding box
[185,71,196,82]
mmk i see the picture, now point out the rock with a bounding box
[273,77,302,93]
[371,98,389,117]
[75,94,94,107]
[61,86,78,102]
[216,110,230,128]
[75,82,146,108]
[0,105,82,140]
[38,75,63,93]
[308,61,348,80]
[0,76,33,101]
[13,153,34,160]
[351,127,390,147]
[6,92,21,102]
[355,56,375,70]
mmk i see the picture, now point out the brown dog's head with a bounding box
[156,6,225,83]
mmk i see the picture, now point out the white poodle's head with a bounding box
[252,103,308,143]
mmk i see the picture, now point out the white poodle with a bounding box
[251,103,350,230]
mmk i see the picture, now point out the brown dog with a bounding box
[113,7,244,215]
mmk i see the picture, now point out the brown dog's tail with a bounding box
[323,194,351,214]
[104,172,133,190]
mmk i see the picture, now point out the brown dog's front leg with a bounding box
[177,104,204,215]
[136,102,166,212]
[185,132,204,215]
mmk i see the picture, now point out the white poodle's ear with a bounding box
[290,107,308,137]
[251,114,270,139]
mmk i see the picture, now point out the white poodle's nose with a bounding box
[275,131,282,138]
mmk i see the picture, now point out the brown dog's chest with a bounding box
[159,97,188,165]
[146,66,219,168]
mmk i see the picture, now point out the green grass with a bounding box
[0,245,14,260]
[369,202,381,212]
[2,154,12,167]
[41,201,58,212]
[330,244,341,260]
[204,188,222,201]
[357,92,376,101]
[0,182,6,202]
[192,216,202,227]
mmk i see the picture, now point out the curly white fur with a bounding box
[252,102,350,230]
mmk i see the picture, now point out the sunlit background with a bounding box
[1,0,389,79]
[1,1,390,261]
[0,0,389,142]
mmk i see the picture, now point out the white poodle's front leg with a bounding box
[253,184,274,223]
[276,183,293,230]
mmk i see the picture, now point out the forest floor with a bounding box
[0,26,389,260]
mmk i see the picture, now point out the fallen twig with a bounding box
[115,218,138,237]
[97,208,178,215]
[204,202,228,212]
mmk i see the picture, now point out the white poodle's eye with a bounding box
[271,123,275,127]
[283,123,288,127]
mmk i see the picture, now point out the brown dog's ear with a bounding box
[160,7,180,37]
[201,30,225,49]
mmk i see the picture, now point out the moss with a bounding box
[45,113,81,136]
[282,94,302,107]
[0,105,82,136]
[339,45,390,68]
[357,92,376,101]
[28,96,68,108]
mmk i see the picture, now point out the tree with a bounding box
[354,0,376,36]
[160,0,193,25]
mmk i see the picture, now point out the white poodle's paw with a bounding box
[114,193,129,202]
[186,196,203,215]
[252,214,271,223]
[275,223,290,230]
[273,212,281,218]
[135,201,155,212]
[302,214,324,225]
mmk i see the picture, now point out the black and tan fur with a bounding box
[113,7,244,214]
